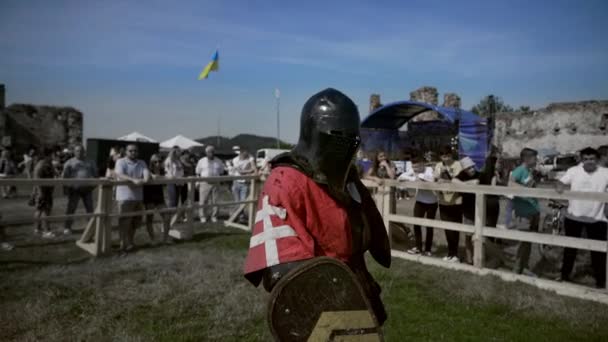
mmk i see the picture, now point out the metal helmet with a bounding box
[293,88,361,191]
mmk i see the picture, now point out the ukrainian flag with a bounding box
[198,50,219,80]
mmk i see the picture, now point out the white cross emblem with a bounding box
[250,195,297,267]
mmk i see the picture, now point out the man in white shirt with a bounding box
[195,145,226,223]
[231,149,256,222]
[115,144,150,254]
[556,147,608,288]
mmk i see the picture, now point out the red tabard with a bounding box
[243,166,352,277]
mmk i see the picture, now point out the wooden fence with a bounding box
[2,175,608,304]
[0,175,260,256]
[364,178,608,304]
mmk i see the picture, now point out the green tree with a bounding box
[471,95,513,117]
[518,106,531,112]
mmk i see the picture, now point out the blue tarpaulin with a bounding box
[361,101,490,168]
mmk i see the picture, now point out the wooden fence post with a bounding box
[605,239,608,291]
[77,182,112,256]
[99,183,113,254]
[473,192,486,268]
[187,180,195,237]
[373,186,384,212]
[248,178,258,231]
[382,185,392,236]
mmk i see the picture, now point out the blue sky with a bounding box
[1,0,607,143]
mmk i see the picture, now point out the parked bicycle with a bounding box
[538,199,566,263]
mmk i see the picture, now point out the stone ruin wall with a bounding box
[493,101,608,158]
[369,94,382,113]
[1,104,83,153]
[0,84,83,153]
[408,87,461,121]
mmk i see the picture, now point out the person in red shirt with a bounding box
[243,88,391,324]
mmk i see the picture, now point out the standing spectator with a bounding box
[144,154,172,244]
[365,151,409,238]
[509,147,541,275]
[599,145,608,168]
[51,148,64,178]
[165,147,186,224]
[32,148,56,238]
[18,146,37,179]
[0,149,17,198]
[481,156,506,229]
[1,212,14,251]
[399,156,437,256]
[355,149,372,178]
[181,149,198,206]
[365,151,396,184]
[231,149,256,223]
[599,145,608,220]
[556,147,608,288]
[115,144,149,254]
[434,146,463,263]
[453,157,479,264]
[61,144,98,235]
[195,145,225,223]
[105,146,124,179]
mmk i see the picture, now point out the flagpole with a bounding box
[275,88,280,149]
[217,115,221,147]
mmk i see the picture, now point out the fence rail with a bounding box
[0,175,261,255]
[2,175,608,303]
[364,178,608,302]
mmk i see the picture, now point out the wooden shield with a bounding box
[268,257,383,342]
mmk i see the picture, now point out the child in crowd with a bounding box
[399,156,437,256]
[508,148,541,275]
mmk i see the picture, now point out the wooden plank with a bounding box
[483,227,606,252]
[225,204,246,224]
[382,185,391,236]
[247,178,258,231]
[100,184,114,254]
[388,213,606,253]
[387,214,475,234]
[473,194,486,268]
[75,241,98,256]
[224,221,250,231]
[3,212,101,227]
[377,179,608,202]
[186,180,195,239]
[3,175,603,203]
[391,250,608,305]
[0,175,259,186]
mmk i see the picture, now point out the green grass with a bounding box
[1,228,608,341]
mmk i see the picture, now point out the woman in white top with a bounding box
[398,156,438,256]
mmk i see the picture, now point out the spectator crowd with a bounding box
[361,144,608,289]
[1,142,608,289]
[0,144,257,255]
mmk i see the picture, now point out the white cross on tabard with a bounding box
[250,195,297,267]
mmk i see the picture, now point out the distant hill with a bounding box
[195,134,293,154]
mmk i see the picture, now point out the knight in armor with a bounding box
[243,88,391,338]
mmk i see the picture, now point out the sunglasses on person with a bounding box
[127,149,138,153]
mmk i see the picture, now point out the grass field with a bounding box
[1,224,608,342]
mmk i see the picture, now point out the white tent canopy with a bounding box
[118,131,157,143]
[160,135,204,150]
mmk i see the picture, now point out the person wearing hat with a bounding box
[433,146,463,263]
